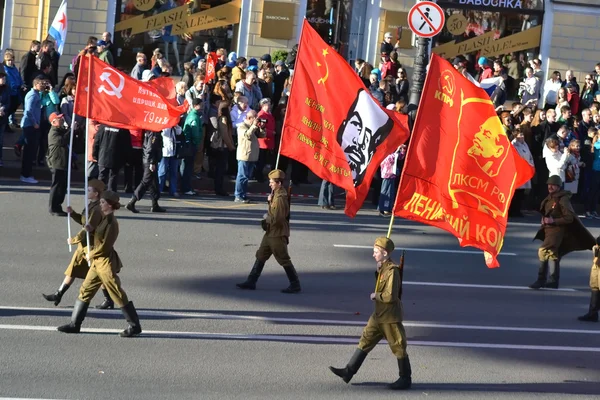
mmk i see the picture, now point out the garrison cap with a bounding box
[268,169,285,180]
[88,179,105,193]
[101,190,120,206]
[374,237,394,253]
[547,175,563,186]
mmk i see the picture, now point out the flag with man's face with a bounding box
[280,20,410,217]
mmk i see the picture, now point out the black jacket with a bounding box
[142,131,163,165]
[46,125,70,170]
[20,51,38,88]
[93,125,132,169]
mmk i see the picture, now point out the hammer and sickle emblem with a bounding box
[440,70,454,96]
[316,48,329,85]
[98,68,125,99]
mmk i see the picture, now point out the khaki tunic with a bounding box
[64,201,102,279]
[256,187,293,267]
[590,246,600,290]
[358,260,408,359]
[535,190,595,261]
[78,214,128,308]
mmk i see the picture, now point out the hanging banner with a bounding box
[115,0,241,35]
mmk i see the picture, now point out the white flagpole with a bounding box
[66,110,75,252]
[84,54,92,264]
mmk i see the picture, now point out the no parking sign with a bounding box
[408,1,445,38]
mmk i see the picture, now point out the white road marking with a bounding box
[333,244,518,256]
[1,306,598,334]
[402,281,577,292]
[1,324,600,352]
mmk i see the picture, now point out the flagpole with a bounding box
[66,108,76,252]
[84,54,92,264]
[275,18,308,171]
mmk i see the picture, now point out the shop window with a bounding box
[306,0,351,59]
[433,1,544,101]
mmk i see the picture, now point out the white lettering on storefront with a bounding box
[458,0,523,8]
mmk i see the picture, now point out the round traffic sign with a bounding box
[408,1,445,38]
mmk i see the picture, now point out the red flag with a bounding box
[205,52,218,83]
[393,54,535,268]
[75,55,187,131]
[148,77,177,104]
[280,20,410,217]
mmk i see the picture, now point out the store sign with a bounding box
[433,25,541,58]
[382,11,412,49]
[439,0,544,10]
[261,2,296,40]
[114,0,241,35]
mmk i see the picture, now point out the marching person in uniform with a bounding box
[329,237,412,390]
[126,130,166,213]
[530,175,595,289]
[43,179,106,305]
[578,238,600,322]
[57,191,142,337]
[236,169,301,293]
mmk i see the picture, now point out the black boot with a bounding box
[329,348,367,383]
[95,288,114,309]
[57,300,89,333]
[151,201,166,213]
[120,301,142,337]
[390,356,412,390]
[578,290,599,322]
[126,197,139,214]
[42,282,70,306]
[236,260,265,290]
[529,260,548,289]
[281,265,301,293]
[545,259,560,289]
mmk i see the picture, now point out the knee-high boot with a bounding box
[42,282,70,306]
[120,301,142,337]
[95,288,114,309]
[281,265,301,293]
[529,260,548,289]
[545,259,560,289]
[578,290,599,322]
[126,196,139,213]
[236,259,265,290]
[329,348,368,383]
[390,356,412,390]
[57,299,89,333]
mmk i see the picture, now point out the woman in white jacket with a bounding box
[509,128,535,216]
[543,137,570,183]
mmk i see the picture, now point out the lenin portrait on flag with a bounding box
[336,89,393,187]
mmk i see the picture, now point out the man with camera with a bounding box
[234,110,265,203]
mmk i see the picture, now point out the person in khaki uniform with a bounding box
[42,179,106,306]
[236,169,301,293]
[530,175,595,289]
[578,239,600,322]
[57,191,142,338]
[330,237,412,390]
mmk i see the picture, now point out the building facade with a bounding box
[1,0,599,93]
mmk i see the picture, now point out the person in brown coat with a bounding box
[530,175,595,289]
[236,169,301,293]
[329,237,411,390]
[578,239,600,322]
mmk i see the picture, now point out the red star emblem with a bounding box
[57,13,67,30]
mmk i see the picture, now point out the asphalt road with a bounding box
[1,177,600,400]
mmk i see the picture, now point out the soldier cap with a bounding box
[88,179,106,193]
[374,237,394,253]
[268,169,285,180]
[101,190,120,208]
[547,175,562,186]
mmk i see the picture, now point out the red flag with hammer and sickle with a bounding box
[393,54,535,268]
[280,20,410,217]
[74,55,187,131]
[205,52,218,83]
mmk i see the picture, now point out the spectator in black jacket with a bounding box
[93,124,132,192]
[37,40,59,85]
[20,40,41,88]
[126,131,166,213]
[272,60,289,107]
[47,113,70,216]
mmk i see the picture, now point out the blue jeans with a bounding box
[158,156,180,195]
[180,145,197,193]
[378,178,396,212]
[318,180,335,207]
[235,160,255,199]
